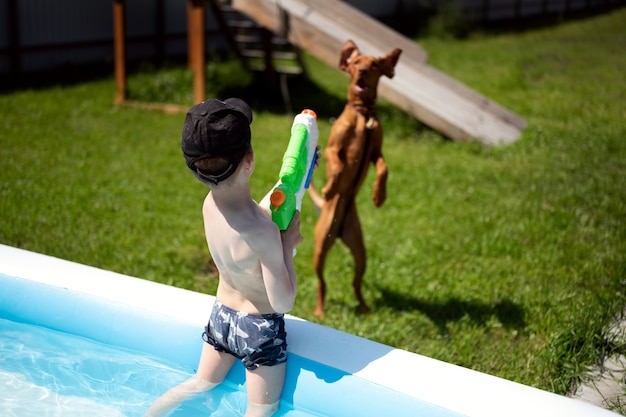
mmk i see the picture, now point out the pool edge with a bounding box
[0,244,618,417]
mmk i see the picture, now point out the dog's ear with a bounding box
[381,48,402,78]
[339,40,360,72]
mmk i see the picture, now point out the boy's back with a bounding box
[202,190,290,315]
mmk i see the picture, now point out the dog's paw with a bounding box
[372,189,386,207]
[357,303,372,315]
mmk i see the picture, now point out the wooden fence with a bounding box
[0,0,223,78]
[0,0,621,78]
[459,0,621,22]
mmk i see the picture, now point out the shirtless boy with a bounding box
[144,98,303,417]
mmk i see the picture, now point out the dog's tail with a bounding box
[307,179,324,217]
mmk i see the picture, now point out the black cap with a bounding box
[182,98,253,185]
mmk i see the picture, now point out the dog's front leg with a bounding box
[372,155,387,207]
[321,145,344,200]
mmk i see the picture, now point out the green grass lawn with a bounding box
[1,7,625,406]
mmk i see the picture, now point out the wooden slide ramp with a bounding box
[231,0,526,145]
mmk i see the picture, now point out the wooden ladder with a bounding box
[207,0,307,85]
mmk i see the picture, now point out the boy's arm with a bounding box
[250,213,302,313]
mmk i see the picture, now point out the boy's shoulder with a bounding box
[241,210,280,251]
[246,208,279,236]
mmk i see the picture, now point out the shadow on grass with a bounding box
[0,56,344,118]
[375,286,526,335]
[0,54,436,141]
[229,72,345,119]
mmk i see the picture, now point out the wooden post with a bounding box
[188,0,206,104]
[113,0,127,105]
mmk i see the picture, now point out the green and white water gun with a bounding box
[270,109,319,230]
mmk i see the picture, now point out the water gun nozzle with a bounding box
[302,109,317,119]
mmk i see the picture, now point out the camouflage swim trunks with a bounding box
[202,301,288,370]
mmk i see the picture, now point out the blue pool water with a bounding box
[0,316,461,417]
[0,272,469,417]
[0,318,316,417]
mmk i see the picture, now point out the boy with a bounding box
[144,98,303,417]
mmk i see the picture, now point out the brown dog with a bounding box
[310,40,402,317]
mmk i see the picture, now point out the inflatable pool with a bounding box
[0,244,618,416]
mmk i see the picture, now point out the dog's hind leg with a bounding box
[313,202,341,318]
[340,203,370,314]
[313,231,336,318]
[313,255,328,318]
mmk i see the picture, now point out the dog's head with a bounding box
[339,40,402,108]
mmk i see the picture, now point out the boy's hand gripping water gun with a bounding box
[269,109,319,231]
